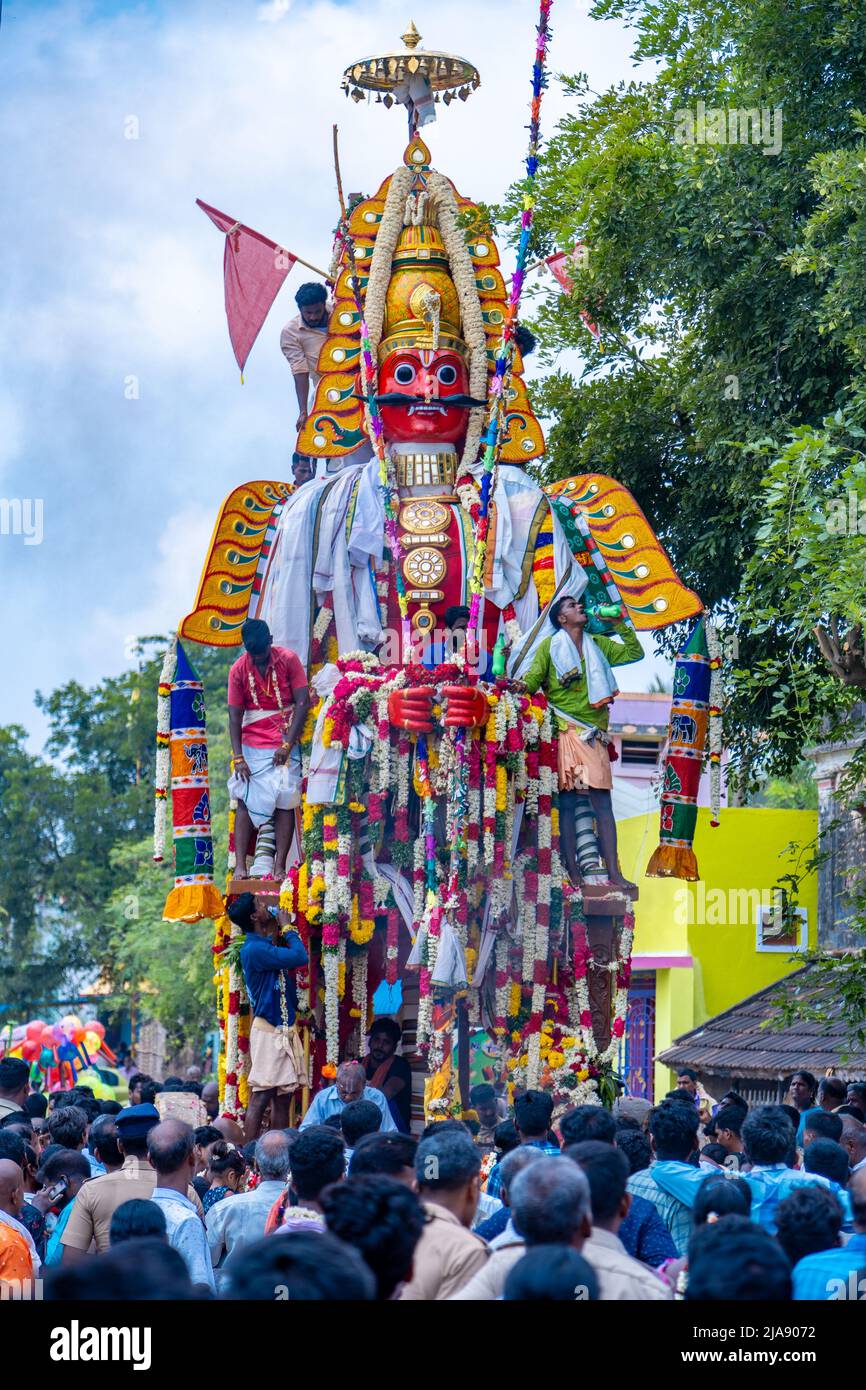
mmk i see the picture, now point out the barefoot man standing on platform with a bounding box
[523,595,642,890]
[228,619,310,881]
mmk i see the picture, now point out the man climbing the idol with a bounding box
[228,618,310,881]
[280,282,330,434]
[523,595,642,889]
[226,892,308,1142]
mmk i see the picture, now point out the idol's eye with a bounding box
[394,363,417,386]
[436,363,459,386]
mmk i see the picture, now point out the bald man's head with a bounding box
[255,1129,294,1181]
[850,1165,866,1231]
[841,1115,866,1165]
[213,1115,244,1147]
[0,1158,24,1216]
[335,1063,365,1104]
[146,1119,194,1177]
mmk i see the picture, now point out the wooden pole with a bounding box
[292,253,332,281]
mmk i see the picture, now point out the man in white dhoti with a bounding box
[228,619,310,880]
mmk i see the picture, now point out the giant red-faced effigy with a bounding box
[154,14,711,1128]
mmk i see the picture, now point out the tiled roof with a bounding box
[657,966,866,1079]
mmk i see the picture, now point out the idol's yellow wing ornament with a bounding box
[179,481,294,648]
[546,474,702,630]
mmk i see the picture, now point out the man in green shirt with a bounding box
[523,595,642,888]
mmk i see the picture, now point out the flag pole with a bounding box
[292,253,332,280]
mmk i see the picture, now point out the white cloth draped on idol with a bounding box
[255,459,383,665]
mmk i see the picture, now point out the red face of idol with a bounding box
[378,348,470,445]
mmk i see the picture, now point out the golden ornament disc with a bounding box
[400,497,453,533]
[403,547,447,589]
[399,500,450,534]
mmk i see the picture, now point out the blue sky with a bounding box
[1,0,667,748]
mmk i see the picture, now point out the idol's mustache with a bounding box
[363,392,489,408]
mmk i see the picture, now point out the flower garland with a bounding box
[425,171,488,471]
[322,949,340,1067]
[415,893,442,1052]
[350,948,368,1036]
[361,164,414,356]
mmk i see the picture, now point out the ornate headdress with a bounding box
[298,119,545,470]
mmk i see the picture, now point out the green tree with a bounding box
[0,727,89,1014]
[2,637,233,1047]
[518,0,866,787]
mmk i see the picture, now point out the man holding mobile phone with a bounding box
[38,1150,91,1266]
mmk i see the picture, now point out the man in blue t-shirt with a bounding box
[227,891,308,1142]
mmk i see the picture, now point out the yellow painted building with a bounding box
[616,807,819,1100]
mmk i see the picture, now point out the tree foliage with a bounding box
[2,638,232,1048]
[518,0,866,788]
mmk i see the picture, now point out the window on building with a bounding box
[619,738,662,767]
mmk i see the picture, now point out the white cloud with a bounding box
[0,393,24,481]
[2,0,650,746]
[257,0,293,20]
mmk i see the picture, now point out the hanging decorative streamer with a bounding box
[705,621,723,826]
[157,640,225,923]
[646,619,713,881]
[467,0,555,644]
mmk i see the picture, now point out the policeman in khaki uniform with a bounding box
[60,1104,203,1262]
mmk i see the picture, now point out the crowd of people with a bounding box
[2,1049,866,1301]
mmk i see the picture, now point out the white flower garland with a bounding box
[351,949,368,1040]
[413,835,426,925]
[312,605,333,645]
[223,944,244,1119]
[363,165,414,358]
[323,951,340,1066]
[494,929,510,1026]
[426,172,488,470]
[467,780,481,873]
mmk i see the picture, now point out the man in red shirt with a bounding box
[228,619,310,880]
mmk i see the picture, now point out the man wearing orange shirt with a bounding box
[0,1158,37,1290]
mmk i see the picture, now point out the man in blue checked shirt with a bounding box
[792,1167,866,1299]
[651,1105,853,1237]
[625,1100,700,1256]
[485,1091,560,1201]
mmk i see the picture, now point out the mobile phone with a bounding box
[46,1178,68,1203]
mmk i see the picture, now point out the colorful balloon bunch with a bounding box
[14,1015,114,1084]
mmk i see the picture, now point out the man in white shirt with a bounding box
[206,1130,293,1288]
[565,1140,672,1301]
[280,282,330,432]
[147,1119,216,1296]
[0,1058,29,1123]
[841,1114,866,1174]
